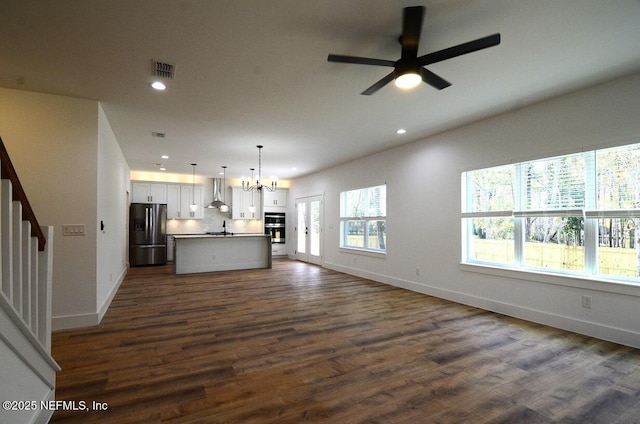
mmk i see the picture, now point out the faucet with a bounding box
[222,220,226,235]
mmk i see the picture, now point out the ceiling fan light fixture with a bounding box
[327,7,500,95]
[394,72,422,89]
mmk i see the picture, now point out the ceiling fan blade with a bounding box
[400,6,425,59]
[418,33,501,66]
[327,54,395,67]
[361,72,395,95]
[420,68,451,90]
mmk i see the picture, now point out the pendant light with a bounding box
[189,163,198,213]
[219,166,230,213]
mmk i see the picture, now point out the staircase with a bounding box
[0,136,59,424]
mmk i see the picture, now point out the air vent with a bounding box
[152,60,175,80]
[151,132,166,138]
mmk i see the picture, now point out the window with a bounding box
[340,184,386,252]
[517,153,588,272]
[462,142,640,282]
[590,143,640,278]
[462,164,515,265]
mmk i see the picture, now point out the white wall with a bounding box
[97,105,130,321]
[0,88,129,329]
[290,71,640,348]
[0,88,98,328]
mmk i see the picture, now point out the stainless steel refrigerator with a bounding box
[129,203,167,266]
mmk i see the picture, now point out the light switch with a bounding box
[62,224,86,236]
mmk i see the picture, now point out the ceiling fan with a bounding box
[327,6,500,95]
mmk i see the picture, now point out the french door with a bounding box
[295,195,323,265]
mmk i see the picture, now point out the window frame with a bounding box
[340,184,387,254]
[462,142,640,284]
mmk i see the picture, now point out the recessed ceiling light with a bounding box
[396,128,407,134]
[159,167,166,171]
[161,155,169,159]
[151,131,166,138]
[150,81,166,90]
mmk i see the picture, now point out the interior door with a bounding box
[295,195,323,265]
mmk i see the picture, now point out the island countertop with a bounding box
[173,233,271,274]
[172,233,269,239]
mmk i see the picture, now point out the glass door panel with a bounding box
[310,199,321,257]
[297,201,307,254]
[296,195,322,265]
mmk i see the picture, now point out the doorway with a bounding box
[295,195,323,265]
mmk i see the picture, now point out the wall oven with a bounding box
[264,212,285,244]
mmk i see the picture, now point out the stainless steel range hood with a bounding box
[206,178,229,210]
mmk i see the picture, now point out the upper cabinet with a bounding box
[231,187,261,220]
[132,181,203,219]
[166,184,181,219]
[131,182,167,204]
[180,185,204,219]
[262,188,288,211]
[167,184,204,219]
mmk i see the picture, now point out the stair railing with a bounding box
[0,136,46,251]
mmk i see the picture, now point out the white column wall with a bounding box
[96,104,130,321]
[0,88,130,329]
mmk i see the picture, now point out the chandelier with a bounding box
[242,145,277,192]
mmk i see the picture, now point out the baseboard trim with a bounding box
[323,261,640,349]
[98,267,127,323]
[53,267,127,331]
[52,313,100,331]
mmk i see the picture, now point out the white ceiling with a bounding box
[2,0,640,180]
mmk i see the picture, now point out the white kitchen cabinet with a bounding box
[167,235,175,261]
[166,183,204,219]
[180,185,204,219]
[166,184,181,219]
[132,182,167,204]
[271,243,287,257]
[262,188,288,211]
[231,187,261,219]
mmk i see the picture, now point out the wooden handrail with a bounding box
[0,136,46,251]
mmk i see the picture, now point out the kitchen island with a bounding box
[173,234,272,274]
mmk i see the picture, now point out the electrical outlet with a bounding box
[416,267,420,276]
[582,295,592,309]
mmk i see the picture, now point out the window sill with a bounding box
[339,247,386,258]
[460,262,640,297]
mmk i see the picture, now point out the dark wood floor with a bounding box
[51,259,640,423]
